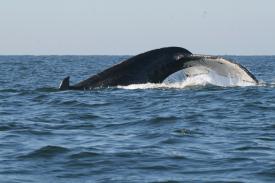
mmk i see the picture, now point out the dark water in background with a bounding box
[0,55,275,183]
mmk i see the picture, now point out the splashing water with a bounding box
[118,69,257,90]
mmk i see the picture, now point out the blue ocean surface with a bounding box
[0,55,275,183]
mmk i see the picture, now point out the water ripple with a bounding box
[1,55,275,183]
[20,145,70,159]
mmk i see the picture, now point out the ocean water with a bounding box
[0,55,275,183]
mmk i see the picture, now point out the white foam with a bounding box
[118,70,257,90]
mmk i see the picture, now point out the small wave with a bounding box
[0,87,58,94]
[48,98,110,107]
[148,115,180,123]
[0,87,59,96]
[0,88,19,93]
[235,145,273,151]
[79,114,100,120]
[20,145,69,159]
[69,151,100,159]
[35,87,59,92]
[161,137,182,145]
[256,137,275,141]
[62,122,96,130]
[17,129,53,136]
[0,125,13,131]
[0,123,32,132]
[256,168,275,178]
[139,165,178,171]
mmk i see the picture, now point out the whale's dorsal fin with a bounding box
[59,76,70,90]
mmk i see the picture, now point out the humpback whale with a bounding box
[59,47,258,90]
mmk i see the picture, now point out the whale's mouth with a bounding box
[118,57,258,90]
